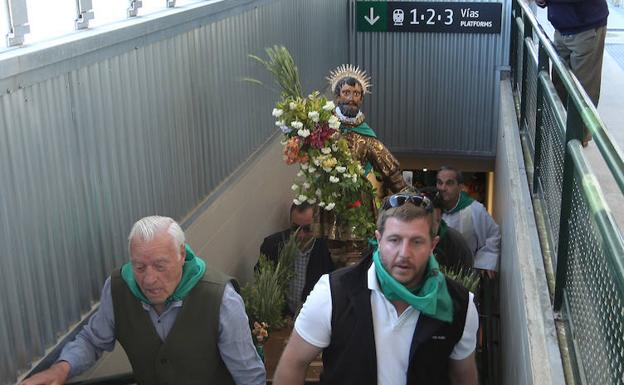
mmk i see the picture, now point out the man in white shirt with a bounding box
[436,166,501,278]
[273,193,479,385]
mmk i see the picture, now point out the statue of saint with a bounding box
[316,66,407,250]
[327,65,407,196]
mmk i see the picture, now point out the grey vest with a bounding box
[111,268,237,385]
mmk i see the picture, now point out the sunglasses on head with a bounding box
[291,224,312,233]
[382,193,433,213]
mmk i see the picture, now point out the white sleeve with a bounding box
[471,203,501,271]
[450,292,478,360]
[293,274,332,348]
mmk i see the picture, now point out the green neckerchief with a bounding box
[372,249,453,323]
[341,122,377,138]
[445,191,475,215]
[121,243,206,305]
[438,219,448,239]
[341,122,377,176]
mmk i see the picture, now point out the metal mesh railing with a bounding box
[564,172,624,385]
[513,20,524,101]
[523,44,538,144]
[538,97,565,248]
[511,1,624,384]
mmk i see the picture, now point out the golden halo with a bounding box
[327,64,372,95]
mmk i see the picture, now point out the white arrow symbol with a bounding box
[364,7,380,25]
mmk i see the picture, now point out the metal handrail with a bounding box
[568,140,624,308]
[65,373,135,385]
[514,0,624,195]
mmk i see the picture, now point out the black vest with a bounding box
[321,252,469,385]
[111,268,237,385]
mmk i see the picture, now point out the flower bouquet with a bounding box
[251,321,269,361]
[251,46,376,239]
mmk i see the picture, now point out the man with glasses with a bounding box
[259,202,334,315]
[436,166,500,279]
[273,194,479,385]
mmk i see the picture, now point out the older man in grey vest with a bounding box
[21,216,265,385]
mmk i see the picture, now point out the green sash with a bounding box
[445,191,474,215]
[341,122,377,175]
[372,249,453,323]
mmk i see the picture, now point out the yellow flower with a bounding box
[321,157,337,170]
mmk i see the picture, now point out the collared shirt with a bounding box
[59,278,265,385]
[286,240,315,314]
[295,265,478,385]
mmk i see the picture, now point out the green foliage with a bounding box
[441,265,481,293]
[241,255,286,329]
[248,45,303,99]
[241,232,301,329]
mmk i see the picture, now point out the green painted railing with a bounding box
[511,1,624,384]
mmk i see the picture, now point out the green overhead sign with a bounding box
[356,1,502,34]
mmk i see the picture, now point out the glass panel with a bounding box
[176,0,202,6]
[90,0,127,28]
[24,0,75,44]
[138,0,165,16]
[0,0,9,49]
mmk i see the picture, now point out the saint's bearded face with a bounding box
[335,83,363,118]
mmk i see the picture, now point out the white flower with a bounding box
[275,120,284,126]
[297,170,304,178]
[322,101,336,111]
[293,198,302,205]
[318,201,326,207]
[325,202,336,210]
[308,111,320,123]
[301,163,309,170]
[307,198,317,204]
[323,167,332,173]
[289,102,297,110]
[291,121,303,130]
[352,174,358,183]
[313,158,321,167]
[309,166,317,173]
[272,108,284,118]
[329,175,340,183]
[336,166,346,173]
[303,182,310,189]
[321,147,332,155]
[332,144,339,152]
[298,194,307,202]
[328,115,340,129]
[291,184,298,191]
[297,128,310,138]
[315,188,322,197]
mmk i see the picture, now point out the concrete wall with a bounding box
[183,135,297,283]
[495,80,565,385]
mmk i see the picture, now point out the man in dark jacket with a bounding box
[273,193,478,385]
[537,0,609,146]
[420,187,474,271]
[259,202,335,314]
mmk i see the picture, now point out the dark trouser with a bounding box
[552,25,607,140]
